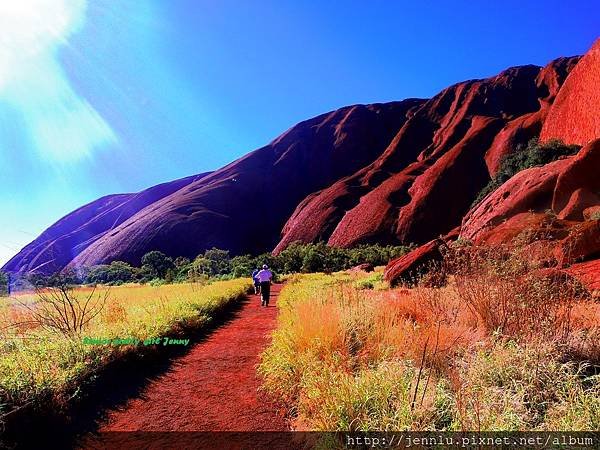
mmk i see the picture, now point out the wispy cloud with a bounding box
[0,0,116,162]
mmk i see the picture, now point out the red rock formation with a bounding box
[461,140,600,242]
[67,102,419,269]
[383,239,444,286]
[276,59,580,254]
[485,56,579,175]
[3,174,209,274]
[5,43,595,277]
[552,139,600,216]
[541,39,600,145]
[566,260,600,297]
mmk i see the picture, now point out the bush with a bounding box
[230,255,256,278]
[141,251,175,279]
[0,271,8,296]
[190,248,232,278]
[276,242,306,273]
[473,138,580,207]
[86,261,135,285]
[14,280,108,337]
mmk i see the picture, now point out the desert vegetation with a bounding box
[0,277,250,419]
[0,271,8,297]
[0,241,409,423]
[472,138,581,207]
[259,244,600,431]
[15,243,411,289]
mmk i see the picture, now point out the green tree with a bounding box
[473,138,581,207]
[174,256,191,268]
[277,241,305,273]
[202,248,231,275]
[85,265,111,284]
[85,261,134,285]
[141,251,175,279]
[173,257,192,282]
[230,255,256,278]
[0,270,8,296]
[301,245,325,272]
[255,252,281,273]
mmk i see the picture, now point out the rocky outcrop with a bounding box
[6,40,598,277]
[387,139,600,287]
[275,58,580,254]
[67,102,419,269]
[383,239,444,286]
[461,140,600,242]
[3,174,209,274]
[541,39,600,145]
[566,260,600,297]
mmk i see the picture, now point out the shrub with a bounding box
[141,251,175,279]
[301,246,325,273]
[473,138,580,207]
[86,261,135,285]
[0,271,8,296]
[230,255,256,278]
[442,245,585,340]
[276,242,305,273]
[14,281,108,337]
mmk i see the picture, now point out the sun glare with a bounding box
[0,0,116,162]
[0,0,85,86]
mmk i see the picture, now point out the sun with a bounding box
[0,0,117,162]
[0,0,86,88]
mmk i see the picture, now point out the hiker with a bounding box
[251,268,261,295]
[256,264,273,306]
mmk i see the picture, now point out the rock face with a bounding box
[461,140,600,243]
[541,39,600,145]
[3,174,209,274]
[383,239,444,286]
[275,58,579,253]
[5,40,599,276]
[566,260,600,297]
[69,101,419,269]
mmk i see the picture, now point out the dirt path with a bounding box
[80,284,290,447]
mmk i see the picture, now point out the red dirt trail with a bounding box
[82,284,294,449]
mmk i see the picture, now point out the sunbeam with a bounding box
[0,0,116,162]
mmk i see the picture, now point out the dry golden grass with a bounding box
[259,248,600,431]
[0,279,251,416]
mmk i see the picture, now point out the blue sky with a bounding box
[0,0,598,265]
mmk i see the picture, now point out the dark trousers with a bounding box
[260,282,271,305]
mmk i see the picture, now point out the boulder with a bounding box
[384,239,444,286]
[554,220,600,266]
[565,260,600,298]
[552,139,600,215]
[348,263,374,273]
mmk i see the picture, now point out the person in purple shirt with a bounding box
[255,264,273,306]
